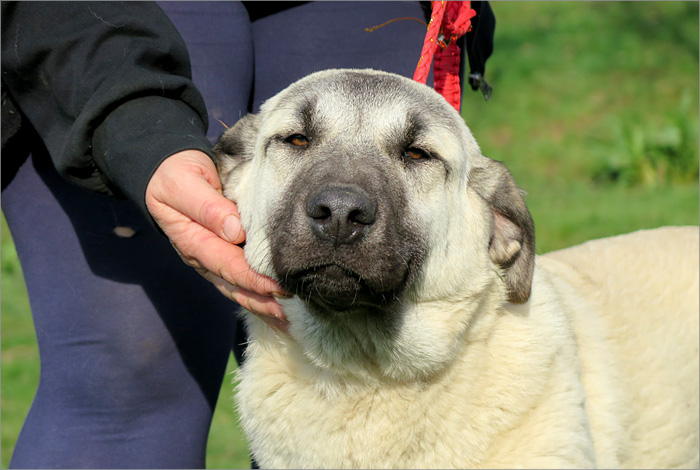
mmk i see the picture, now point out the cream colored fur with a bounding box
[236,227,698,469]
[215,70,699,469]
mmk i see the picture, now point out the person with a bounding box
[1,2,494,468]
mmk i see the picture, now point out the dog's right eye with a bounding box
[402,147,431,163]
[285,134,310,147]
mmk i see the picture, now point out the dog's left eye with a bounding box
[285,134,310,147]
[402,147,431,163]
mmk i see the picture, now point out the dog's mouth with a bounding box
[282,263,404,313]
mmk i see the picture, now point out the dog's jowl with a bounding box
[213,69,699,469]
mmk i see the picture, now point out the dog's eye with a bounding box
[285,134,310,147]
[402,148,431,163]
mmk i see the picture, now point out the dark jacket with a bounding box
[1,1,213,216]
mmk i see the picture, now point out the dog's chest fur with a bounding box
[235,267,606,469]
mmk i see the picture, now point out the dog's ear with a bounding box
[212,113,258,190]
[469,156,535,304]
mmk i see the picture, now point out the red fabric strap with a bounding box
[413,1,476,112]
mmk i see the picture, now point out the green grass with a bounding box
[2,2,698,468]
[462,1,699,252]
[1,216,37,468]
[205,360,252,469]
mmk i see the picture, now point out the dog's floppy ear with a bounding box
[212,113,258,189]
[469,156,535,304]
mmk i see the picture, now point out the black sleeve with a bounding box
[1,1,214,214]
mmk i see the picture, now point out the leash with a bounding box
[413,1,476,112]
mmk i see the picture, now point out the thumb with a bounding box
[148,150,246,245]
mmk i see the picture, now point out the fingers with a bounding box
[149,150,247,245]
[187,226,284,294]
[200,269,288,320]
[181,175,246,245]
[203,271,290,333]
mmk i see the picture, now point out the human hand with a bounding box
[145,149,290,331]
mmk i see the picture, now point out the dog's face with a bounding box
[214,69,534,380]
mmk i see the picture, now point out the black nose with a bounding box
[306,185,377,245]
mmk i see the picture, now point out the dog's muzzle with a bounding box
[268,171,424,315]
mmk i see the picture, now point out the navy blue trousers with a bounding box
[3,2,433,468]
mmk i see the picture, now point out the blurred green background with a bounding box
[2,2,698,468]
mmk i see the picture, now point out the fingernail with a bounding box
[269,317,291,334]
[256,313,290,334]
[271,301,288,321]
[222,215,242,243]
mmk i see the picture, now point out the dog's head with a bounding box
[214,69,534,380]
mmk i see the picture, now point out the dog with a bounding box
[213,69,699,469]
